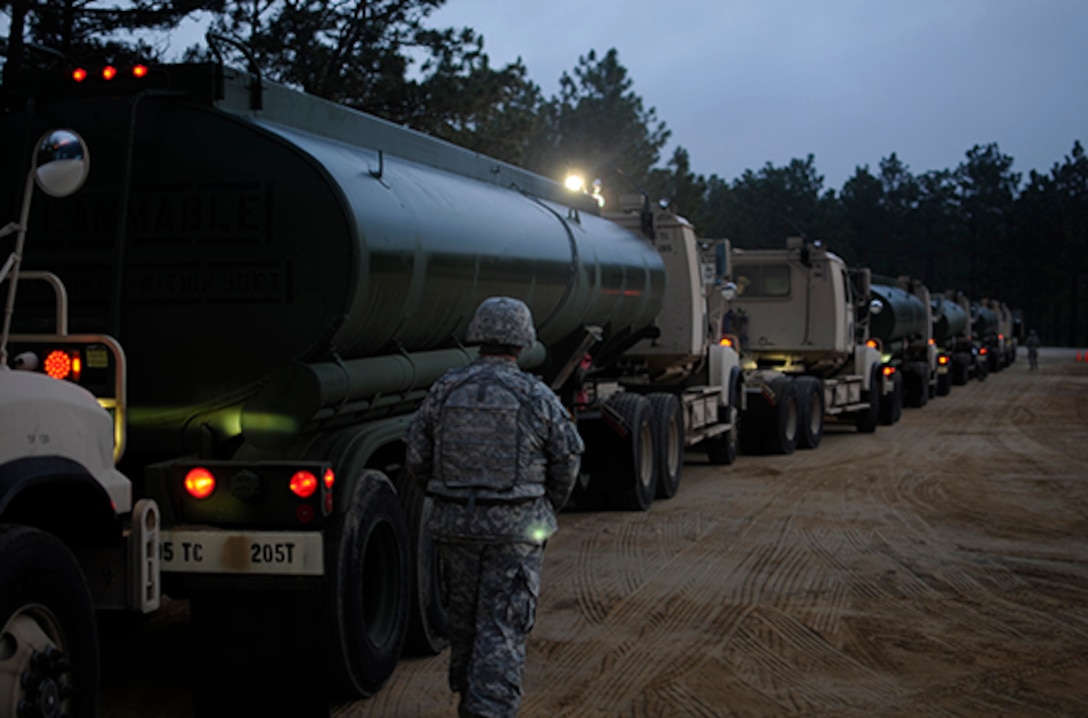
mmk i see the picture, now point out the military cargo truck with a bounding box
[723,237,888,455]
[1,129,162,718]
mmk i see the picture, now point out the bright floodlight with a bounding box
[564,174,586,193]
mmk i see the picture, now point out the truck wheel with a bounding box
[856,365,881,434]
[0,525,98,718]
[880,372,902,425]
[769,378,799,454]
[648,393,683,499]
[738,400,765,456]
[394,468,449,656]
[936,371,952,396]
[795,376,824,450]
[606,393,657,511]
[913,361,931,406]
[328,470,411,697]
[705,393,739,466]
[952,355,969,385]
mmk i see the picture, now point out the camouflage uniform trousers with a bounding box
[439,537,543,718]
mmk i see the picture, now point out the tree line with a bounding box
[3,0,1085,345]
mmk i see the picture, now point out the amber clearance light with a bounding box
[184,467,216,499]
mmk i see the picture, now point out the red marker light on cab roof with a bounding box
[102,65,118,81]
[184,467,216,499]
[72,67,89,83]
[132,64,149,78]
[290,470,319,499]
[44,350,72,380]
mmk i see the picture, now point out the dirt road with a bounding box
[102,347,1088,717]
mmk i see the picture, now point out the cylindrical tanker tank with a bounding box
[4,66,666,452]
[930,297,968,345]
[870,283,928,343]
[971,304,999,340]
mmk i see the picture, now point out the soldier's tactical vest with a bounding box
[433,364,546,501]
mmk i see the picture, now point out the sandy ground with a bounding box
[101,347,1088,717]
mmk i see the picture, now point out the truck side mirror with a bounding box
[34,129,90,198]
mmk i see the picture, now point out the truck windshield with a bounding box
[736,264,790,298]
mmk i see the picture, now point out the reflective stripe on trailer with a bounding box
[159,529,324,576]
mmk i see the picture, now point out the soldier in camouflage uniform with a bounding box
[405,296,584,718]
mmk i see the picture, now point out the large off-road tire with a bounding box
[936,371,952,396]
[905,362,929,408]
[768,379,800,454]
[705,391,740,466]
[394,468,449,656]
[795,376,825,450]
[327,470,411,697]
[0,525,99,718]
[648,393,683,499]
[606,393,657,511]
[855,365,881,434]
[880,371,903,425]
[741,378,798,455]
[951,354,970,385]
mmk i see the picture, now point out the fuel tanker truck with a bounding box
[0,46,741,711]
[933,291,987,384]
[870,276,940,406]
[723,236,889,455]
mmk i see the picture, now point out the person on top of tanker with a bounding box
[405,296,584,718]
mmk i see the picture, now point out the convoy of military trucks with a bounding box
[0,51,1023,715]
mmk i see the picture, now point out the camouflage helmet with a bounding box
[466,296,536,348]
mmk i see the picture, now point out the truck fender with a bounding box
[0,455,119,544]
[853,345,882,390]
[709,339,744,406]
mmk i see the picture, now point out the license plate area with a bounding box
[160,529,324,576]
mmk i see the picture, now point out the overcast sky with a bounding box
[7,1,1082,191]
[421,0,1087,191]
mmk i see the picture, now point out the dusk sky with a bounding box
[421,0,1087,191]
[9,0,1083,191]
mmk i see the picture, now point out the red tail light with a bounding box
[938,355,949,366]
[290,471,318,498]
[184,467,216,499]
[882,365,896,376]
[323,468,335,490]
[43,350,72,380]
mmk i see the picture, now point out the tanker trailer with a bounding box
[972,302,1001,374]
[870,276,938,408]
[937,291,987,383]
[0,51,666,709]
[930,294,970,392]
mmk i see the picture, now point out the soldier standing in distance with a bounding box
[1026,329,1040,370]
[405,296,584,718]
